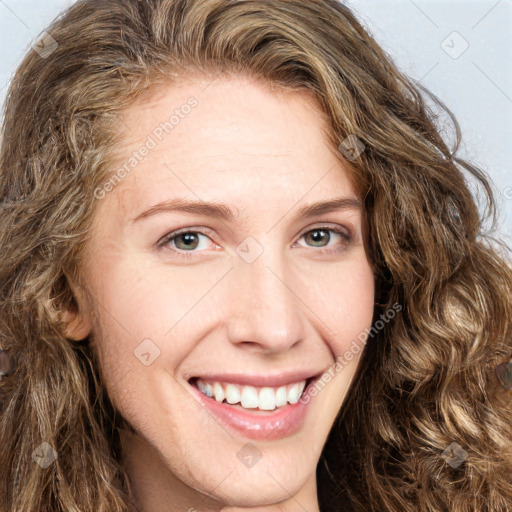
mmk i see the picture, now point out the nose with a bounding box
[225,241,305,353]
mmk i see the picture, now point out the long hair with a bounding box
[1,1,511,510]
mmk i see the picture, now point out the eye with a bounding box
[295,225,352,255]
[157,227,218,259]
[157,225,352,259]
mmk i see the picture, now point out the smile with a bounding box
[187,372,322,440]
[193,378,308,411]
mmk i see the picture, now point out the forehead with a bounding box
[100,75,359,221]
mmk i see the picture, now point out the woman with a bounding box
[0,1,511,510]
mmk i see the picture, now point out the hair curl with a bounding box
[0,1,511,510]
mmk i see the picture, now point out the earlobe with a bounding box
[60,272,93,341]
[61,303,93,341]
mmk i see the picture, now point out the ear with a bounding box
[61,303,92,341]
[60,276,93,341]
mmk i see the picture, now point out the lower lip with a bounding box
[189,380,315,440]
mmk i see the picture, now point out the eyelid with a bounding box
[296,222,351,238]
[157,223,352,255]
[157,225,217,247]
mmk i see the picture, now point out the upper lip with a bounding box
[187,369,323,388]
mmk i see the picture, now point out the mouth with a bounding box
[188,375,317,414]
[187,373,321,439]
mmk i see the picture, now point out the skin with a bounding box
[65,73,376,512]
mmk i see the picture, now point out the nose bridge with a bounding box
[226,237,305,352]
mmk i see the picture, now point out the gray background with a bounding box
[0,0,510,246]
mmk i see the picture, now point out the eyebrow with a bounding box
[130,196,363,224]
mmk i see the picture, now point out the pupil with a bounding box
[178,233,198,249]
[309,229,328,246]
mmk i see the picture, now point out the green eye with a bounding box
[158,225,352,260]
[172,232,202,251]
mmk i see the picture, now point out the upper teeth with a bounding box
[195,379,307,411]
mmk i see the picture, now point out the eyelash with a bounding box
[157,225,352,260]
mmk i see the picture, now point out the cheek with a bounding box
[87,247,374,385]
[89,252,214,337]
[303,258,375,355]
[86,255,229,381]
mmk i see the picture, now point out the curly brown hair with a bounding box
[1,0,511,510]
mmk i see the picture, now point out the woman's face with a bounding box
[70,74,375,510]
